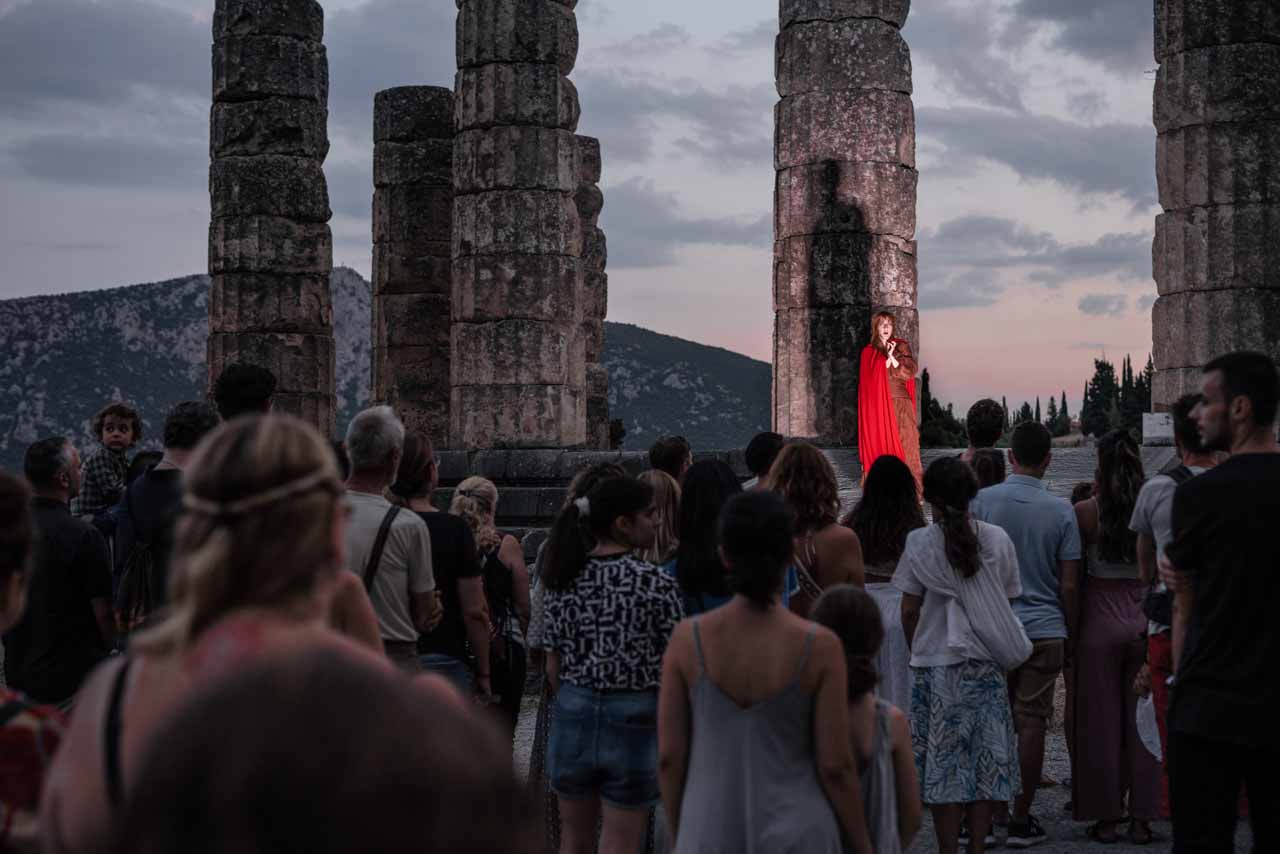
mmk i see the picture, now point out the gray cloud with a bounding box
[904,3,1028,111]
[1007,0,1152,73]
[576,69,772,168]
[919,215,1151,310]
[1067,91,1106,121]
[711,19,775,57]
[599,177,770,268]
[0,0,206,117]
[5,133,204,190]
[1078,293,1129,316]
[918,106,1156,206]
[596,23,691,59]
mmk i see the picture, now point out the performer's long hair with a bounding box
[870,310,896,354]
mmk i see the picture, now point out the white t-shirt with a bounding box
[344,491,435,642]
[894,521,1022,668]
[1129,467,1206,634]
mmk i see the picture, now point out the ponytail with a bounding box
[922,456,982,579]
[540,476,654,591]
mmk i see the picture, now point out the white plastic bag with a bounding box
[1137,693,1162,762]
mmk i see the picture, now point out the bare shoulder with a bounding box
[499,533,523,559]
[817,523,860,551]
[887,703,910,743]
[1073,497,1098,536]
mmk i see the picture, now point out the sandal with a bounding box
[1087,822,1121,844]
[1128,820,1154,845]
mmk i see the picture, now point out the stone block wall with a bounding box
[208,0,335,434]
[372,86,454,440]
[772,0,918,444]
[1152,0,1280,406]
[451,0,586,448]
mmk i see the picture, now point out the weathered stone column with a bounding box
[451,0,585,448]
[208,0,335,434]
[1151,0,1280,407]
[372,87,454,440]
[576,135,610,449]
[772,0,917,444]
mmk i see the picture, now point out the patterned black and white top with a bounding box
[543,553,685,692]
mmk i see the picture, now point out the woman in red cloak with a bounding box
[858,310,923,495]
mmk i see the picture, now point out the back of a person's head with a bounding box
[844,455,925,567]
[766,441,839,533]
[134,415,342,654]
[565,462,627,504]
[969,447,1007,489]
[450,476,501,553]
[211,363,277,421]
[0,471,34,583]
[389,431,435,502]
[649,435,691,479]
[812,585,884,701]
[675,460,742,597]
[637,469,680,564]
[1095,429,1144,563]
[966,399,1005,449]
[116,649,536,854]
[164,401,221,452]
[1171,393,1207,455]
[720,490,793,608]
[542,476,654,591]
[744,431,785,479]
[922,456,981,578]
[23,437,72,492]
[1009,420,1051,470]
[1204,350,1279,428]
[345,405,404,477]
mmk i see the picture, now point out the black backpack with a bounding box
[1142,465,1196,626]
[114,488,162,635]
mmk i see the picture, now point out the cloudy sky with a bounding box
[0,0,1158,414]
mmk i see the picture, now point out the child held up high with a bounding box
[71,402,140,518]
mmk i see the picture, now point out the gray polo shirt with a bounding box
[970,474,1082,641]
[344,491,435,643]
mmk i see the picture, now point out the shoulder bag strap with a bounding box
[363,506,402,592]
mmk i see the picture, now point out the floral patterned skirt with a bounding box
[910,660,1021,805]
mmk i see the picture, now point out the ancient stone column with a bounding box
[208,0,335,434]
[372,87,454,440]
[1151,0,1280,407]
[576,135,610,450]
[451,0,585,449]
[772,0,918,444]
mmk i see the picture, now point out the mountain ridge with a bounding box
[0,269,770,470]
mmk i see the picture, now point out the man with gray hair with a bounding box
[343,406,441,671]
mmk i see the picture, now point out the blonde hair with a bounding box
[132,415,343,655]
[450,476,501,554]
[637,470,680,564]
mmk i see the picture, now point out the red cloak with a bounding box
[857,342,916,479]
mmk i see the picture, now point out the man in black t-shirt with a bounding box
[389,433,491,698]
[3,437,114,708]
[1162,351,1280,853]
[114,402,220,612]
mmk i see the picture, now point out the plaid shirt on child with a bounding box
[70,445,128,517]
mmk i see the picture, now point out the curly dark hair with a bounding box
[842,455,924,568]
[966,399,1006,448]
[212,363,277,421]
[767,441,840,535]
[94,401,142,444]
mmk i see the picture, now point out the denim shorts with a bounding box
[547,682,659,809]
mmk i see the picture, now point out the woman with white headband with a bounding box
[38,414,443,854]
